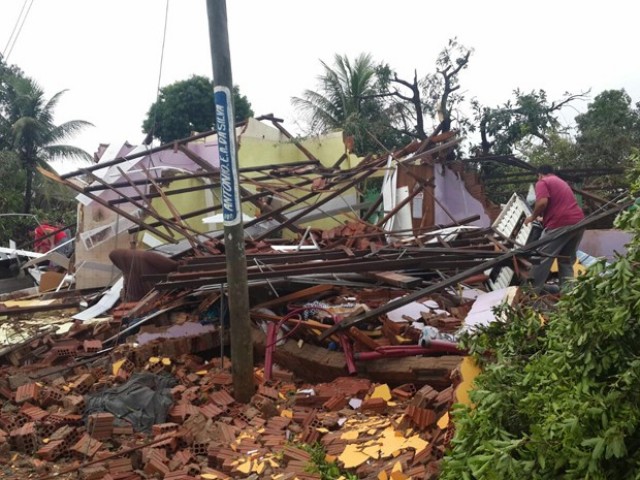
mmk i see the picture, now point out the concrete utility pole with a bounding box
[206,0,254,403]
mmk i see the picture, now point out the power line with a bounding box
[146,0,170,145]
[3,0,35,61]
[3,0,29,58]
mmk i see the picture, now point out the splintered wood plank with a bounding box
[366,271,422,288]
[253,327,462,388]
[252,284,336,309]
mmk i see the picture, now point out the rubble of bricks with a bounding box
[0,343,459,480]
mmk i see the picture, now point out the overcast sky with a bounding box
[2,0,639,173]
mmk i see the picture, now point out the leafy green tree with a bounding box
[0,149,76,247]
[526,132,579,169]
[0,150,25,214]
[471,89,587,156]
[575,89,640,170]
[142,75,254,144]
[0,54,24,150]
[469,90,586,204]
[292,53,405,156]
[1,75,92,213]
[441,155,640,479]
[512,90,640,198]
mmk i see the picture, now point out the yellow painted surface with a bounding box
[280,409,293,418]
[341,430,359,441]
[378,471,389,480]
[404,434,428,452]
[237,459,252,474]
[437,412,450,430]
[379,428,406,458]
[339,444,369,469]
[550,259,586,276]
[112,359,125,376]
[371,384,392,401]
[363,444,382,459]
[253,461,266,474]
[455,356,482,407]
[390,472,408,480]
[391,461,403,473]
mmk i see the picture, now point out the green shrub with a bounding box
[442,157,640,479]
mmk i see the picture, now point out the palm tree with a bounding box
[292,53,401,155]
[1,76,92,213]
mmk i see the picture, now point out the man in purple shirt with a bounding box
[524,165,585,292]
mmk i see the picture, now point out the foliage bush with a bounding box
[0,151,76,248]
[300,442,358,480]
[441,159,640,479]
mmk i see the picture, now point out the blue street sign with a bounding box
[214,86,241,226]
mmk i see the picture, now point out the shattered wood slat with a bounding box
[185,159,364,240]
[571,185,624,209]
[328,215,482,250]
[128,175,316,235]
[91,171,216,194]
[385,134,467,227]
[115,165,162,221]
[376,181,424,228]
[346,327,379,351]
[252,327,462,388]
[0,327,55,361]
[319,201,628,341]
[0,301,79,316]
[37,167,176,243]
[178,144,305,236]
[252,284,336,310]
[252,157,385,242]
[178,249,353,270]
[138,163,203,250]
[176,247,503,272]
[77,166,188,241]
[109,178,217,205]
[259,114,322,164]
[365,271,423,288]
[60,129,219,180]
[179,240,493,271]
[154,252,505,289]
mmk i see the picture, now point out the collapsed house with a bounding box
[0,117,631,479]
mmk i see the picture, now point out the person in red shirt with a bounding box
[33,224,60,253]
[524,165,585,292]
[33,223,73,256]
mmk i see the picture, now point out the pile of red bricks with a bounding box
[0,343,457,480]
